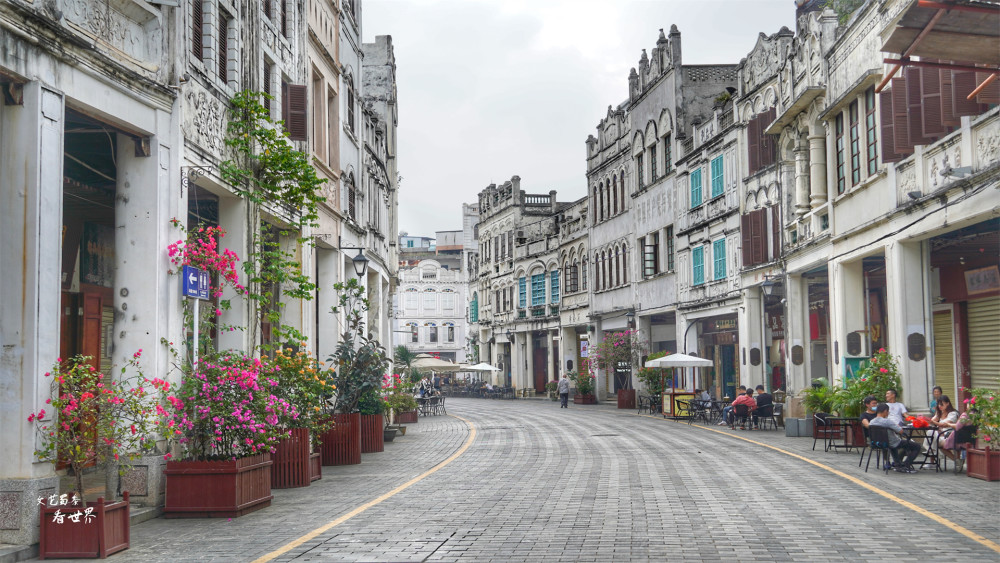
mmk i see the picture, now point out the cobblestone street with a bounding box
[35,399,1000,562]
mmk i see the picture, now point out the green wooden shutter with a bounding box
[690,169,702,208]
[551,271,559,303]
[518,277,526,307]
[692,247,704,286]
[711,156,724,198]
[713,239,726,280]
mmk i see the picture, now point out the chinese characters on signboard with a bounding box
[37,494,95,523]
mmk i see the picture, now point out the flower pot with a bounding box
[164,454,273,518]
[360,414,385,453]
[271,428,312,489]
[309,450,322,482]
[397,425,407,436]
[38,492,130,559]
[321,413,361,466]
[397,410,418,424]
[383,427,398,442]
[966,446,1000,481]
[617,389,636,409]
[573,394,596,405]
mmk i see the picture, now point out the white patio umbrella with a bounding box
[643,353,713,368]
[466,362,502,372]
[411,356,463,374]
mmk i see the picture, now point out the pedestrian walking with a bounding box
[558,374,570,408]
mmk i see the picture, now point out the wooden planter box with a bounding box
[966,446,1000,481]
[39,493,130,559]
[574,394,596,405]
[360,413,385,453]
[272,428,312,489]
[164,454,273,518]
[321,413,361,466]
[397,410,418,424]
[617,389,636,409]
[309,450,322,482]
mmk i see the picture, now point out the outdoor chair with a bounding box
[637,395,652,415]
[434,396,447,415]
[762,403,783,430]
[753,404,774,429]
[864,425,893,474]
[730,404,751,429]
[942,424,978,474]
[812,413,839,451]
[427,396,440,415]
[690,400,711,425]
[675,400,695,424]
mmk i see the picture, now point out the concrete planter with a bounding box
[784,418,802,437]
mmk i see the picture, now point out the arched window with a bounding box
[615,247,621,287]
[582,257,589,290]
[622,245,628,284]
[612,176,618,215]
[619,171,626,210]
[598,183,604,221]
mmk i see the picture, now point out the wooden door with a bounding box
[80,293,103,371]
[533,338,547,392]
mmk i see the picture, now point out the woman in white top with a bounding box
[932,395,960,462]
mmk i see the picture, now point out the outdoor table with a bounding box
[416,396,432,416]
[708,401,729,424]
[824,417,862,453]
[903,425,941,471]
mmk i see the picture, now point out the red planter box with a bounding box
[39,492,130,559]
[272,428,312,489]
[163,454,273,518]
[321,413,361,466]
[360,414,385,453]
[966,446,1000,481]
[397,410,418,424]
[309,450,322,482]
[574,394,596,404]
[617,389,636,409]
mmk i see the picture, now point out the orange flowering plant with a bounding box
[28,352,163,505]
[271,346,337,440]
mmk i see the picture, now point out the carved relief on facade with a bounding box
[182,84,227,155]
[63,0,161,70]
[975,118,1000,167]
[740,28,792,96]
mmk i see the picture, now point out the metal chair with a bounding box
[865,425,893,474]
[942,424,978,474]
[812,413,839,451]
[730,404,752,429]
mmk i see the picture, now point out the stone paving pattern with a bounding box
[34,398,1000,562]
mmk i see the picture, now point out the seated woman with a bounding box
[932,396,960,465]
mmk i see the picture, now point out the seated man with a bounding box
[860,395,879,436]
[869,403,921,473]
[717,386,747,426]
[728,389,758,429]
[753,385,773,427]
[884,388,908,426]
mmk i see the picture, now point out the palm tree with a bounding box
[393,345,416,373]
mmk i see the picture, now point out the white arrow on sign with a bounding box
[188,272,198,287]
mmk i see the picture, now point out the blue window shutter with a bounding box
[551,271,560,303]
[531,274,545,306]
[713,239,726,280]
[711,155,724,198]
[692,247,704,286]
[518,277,526,307]
[690,169,702,208]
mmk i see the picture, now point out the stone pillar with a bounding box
[591,322,607,402]
[784,274,809,394]
[316,247,340,362]
[0,82,63,545]
[741,290,765,391]
[794,144,810,217]
[808,133,827,208]
[830,259,865,386]
[885,241,933,411]
[560,327,574,379]
[217,197,250,352]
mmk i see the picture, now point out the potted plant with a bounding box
[546,379,559,401]
[159,352,291,518]
[384,376,418,425]
[29,353,160,559]
[569,369,597,404]
[322,279,390,465]
[589,329,647,408]
[358,389,386,453]
[963,383,1000,481]
[269,346,334,489]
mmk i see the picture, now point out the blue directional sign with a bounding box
[182,265,211,300]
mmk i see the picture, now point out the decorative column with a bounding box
[808,131,827,208]
[784,274,809,395]
[218,197,250,352]
[794,141,810,217]
[0,82,63,545]
[524,332,533,394]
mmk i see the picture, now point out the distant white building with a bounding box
[394,259,468,362]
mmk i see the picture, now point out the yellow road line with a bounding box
[634,413,1000,554]
[251,414,477,563]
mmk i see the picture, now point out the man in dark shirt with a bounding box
[753,385,773,428]
[860,396,879,428]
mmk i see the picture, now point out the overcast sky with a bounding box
[363,0,797,237]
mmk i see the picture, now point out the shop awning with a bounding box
[878,0,1000,94]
